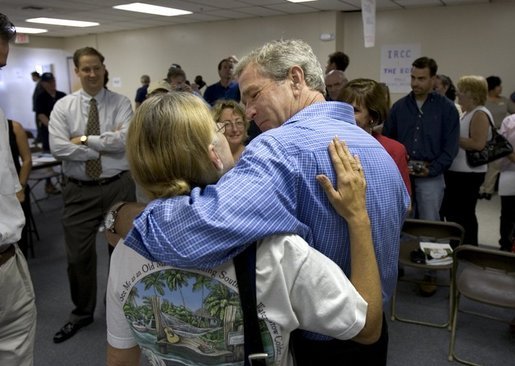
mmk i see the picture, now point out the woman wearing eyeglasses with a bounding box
[211,99,249,162]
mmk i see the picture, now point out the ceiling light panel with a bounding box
[26,18,99,27]
[113,2,192,16]
[15,27,48,34]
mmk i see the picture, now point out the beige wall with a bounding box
[55,1,515,102]
[3,2,514,129]
[342,2,515,102]
[68,11,339,106]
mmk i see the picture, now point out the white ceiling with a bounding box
[1,0,495,38]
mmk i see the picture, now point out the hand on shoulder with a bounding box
[316,137,368,224]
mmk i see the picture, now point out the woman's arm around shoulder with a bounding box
[316,137,382,344]
[107,344,140,366]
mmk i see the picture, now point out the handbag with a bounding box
[466,113,513,167]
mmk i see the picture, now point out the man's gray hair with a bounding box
[235,39,325,94]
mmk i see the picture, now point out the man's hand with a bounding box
[408,160,429,177]
[70,136,82,145]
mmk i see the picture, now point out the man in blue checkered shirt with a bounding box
[116,39,410,365]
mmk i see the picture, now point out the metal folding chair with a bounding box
[390,219,464,329]
[448,245,515,365]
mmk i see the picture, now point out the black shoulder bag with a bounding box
[466,113,513,167]
[234,242,268,366]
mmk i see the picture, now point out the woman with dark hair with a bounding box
[434,74,457,101]
[339,78,411,196]
[8,119,33,258]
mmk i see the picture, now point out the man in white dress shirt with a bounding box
[49,46,135,343]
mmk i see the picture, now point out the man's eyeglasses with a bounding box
[216,120,245,133]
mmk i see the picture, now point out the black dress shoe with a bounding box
[53,317,93,343]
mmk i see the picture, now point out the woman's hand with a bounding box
[16,188,26,203]
[316,137,367,223]
[105,230,123,248]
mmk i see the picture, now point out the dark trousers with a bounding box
[442,171,485,245]
[39,124,50,152]
[290,313,388,366]
[499,195,515,251]
[61,171,135,322]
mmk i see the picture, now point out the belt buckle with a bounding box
[248,353,268,365]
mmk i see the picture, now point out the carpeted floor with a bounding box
[27,182,514,366]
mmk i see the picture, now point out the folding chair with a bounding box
[390,219,464,328]
[28,167,61,213]
[448,245,515,365]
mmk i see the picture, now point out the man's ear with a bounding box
[289,65,304,88]
[289,66,305,95]
[209,144,224,171]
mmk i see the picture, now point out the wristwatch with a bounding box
[80,135,88,145]
[104,201,128,233]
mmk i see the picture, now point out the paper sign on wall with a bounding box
[112,77,122,88]
[361,0,376,48]
[380,43,421,93]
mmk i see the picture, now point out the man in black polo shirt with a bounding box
[35,72,66,193]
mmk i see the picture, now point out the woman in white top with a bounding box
[106,92,382,366]
[442,75,491,245]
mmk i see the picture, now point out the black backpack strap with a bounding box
[234,242,268,366]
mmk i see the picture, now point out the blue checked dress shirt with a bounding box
[126,101,410,310]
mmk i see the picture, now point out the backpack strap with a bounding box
[233,242,268,366]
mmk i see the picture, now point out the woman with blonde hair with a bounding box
[211,99,249,162]
[442,75,491,245]
[106,92,382,366]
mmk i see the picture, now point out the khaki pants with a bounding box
[480,159,501,195]
[0,245,36,366]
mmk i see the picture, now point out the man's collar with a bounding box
[81,88,106,100]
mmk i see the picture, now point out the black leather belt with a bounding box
[67,172,126,186]
[0,244,16,267]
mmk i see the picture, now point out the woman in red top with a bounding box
[339,78,411,196]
